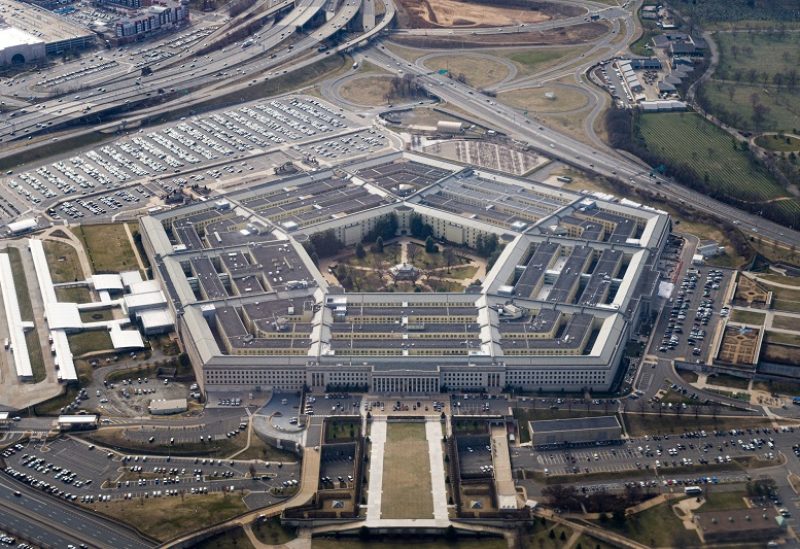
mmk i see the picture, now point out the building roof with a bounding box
[47,302,83,330]
[0,26,43,48]
[120,270,144,288]
[109,325,145,349]
[57,415,98,424]
[0,253,32,378]
[531,416,621,433]
[137,308,174,330]
[92,274,124,292]
[7,217,38,232]
[695,509,782,536]
[124,290,167,311]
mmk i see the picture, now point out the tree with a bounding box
[375,236,384,254]
[425,236,436,253]
[443,247,456,273]
[249,463,257,479]
[355,242,365,259]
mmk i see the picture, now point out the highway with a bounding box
[365,45,800,249]
[0,473,155,549]
[0,0,340,145]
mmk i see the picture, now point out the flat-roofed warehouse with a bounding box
[530,416,622,447]
[0,0,94,58]
[138,151,671,395]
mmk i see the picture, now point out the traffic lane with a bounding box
[0,498,86,548]
[379,50,800,247]
[0,474,153,549]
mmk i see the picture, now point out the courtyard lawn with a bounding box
[43,240,85,283]
[72,224,138,273]
[381,422,433,519]
[67,331,113,356]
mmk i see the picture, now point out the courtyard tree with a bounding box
[355,242,366,259]
[425,236,437,253]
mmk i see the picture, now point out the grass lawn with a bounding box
[760,274,800,287]
[499,85,588,113]
[252,517,297,545]
[730,309,766,325]
[715,32,800,82]
[592,497,699,547]
[84,492,248,542]
[441,265,478,280]
[55,286,93,304]
[698,489,748,512]
[194,526,253,549]
[26,329,46,383]
[341,243,401,268]
[72,224,138,273]
[678,370,699,384]
[768,285,800,313]
[636,112,800,227]
[313,538,506,549]
[325,418,360,443]
[408,243,468,270]
[763,331,800,346]
[493,46,588,78]
[80,308,115,323]
[426,278,465,292]
[752,378,800,395]
[83,427,295,460]
[770,315,798,331]
[339,75,396,106]
[574,534,616,549]
[526,521,574,548]
[622,413,775,436]
[3,247,33,320]
[381,422,433,519]
[67,331,113,355]
[701,82,800,134]
[708,373,751,391]
[43,240,85,283]
[423,54,510,89]
[755,134,800,153]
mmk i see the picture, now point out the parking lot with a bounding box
[651,264,734,363]
[319,443,356,490]
[2,95,362,216]
[455,435,494,477]
[513,426,793,477]
[1,437,298,509]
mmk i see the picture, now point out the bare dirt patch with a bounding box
[390,22,610,48]
[394,0,581,29]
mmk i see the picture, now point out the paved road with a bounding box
[0,473,154,549]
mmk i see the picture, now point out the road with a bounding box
[363,44,800,250]
[0,473,155,549]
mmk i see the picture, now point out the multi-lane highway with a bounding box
[364,44,800,250]
[0,0,343,146]
[0,473,155,548]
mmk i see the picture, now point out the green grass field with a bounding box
[55,286,93,304]
[381,422,433,519]
[592,497,699,547]
[755,134,800,152]
[67,331,113,356]
[730,309,766,325]
[72,224,138,274]
[770,286,800,313]
[636,112,800,224]
[43,240,85,283]
[699,31,800,131]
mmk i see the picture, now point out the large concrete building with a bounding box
[139,151,670,395]
[0,0,94,62]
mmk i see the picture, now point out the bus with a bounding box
[684,486,703,496]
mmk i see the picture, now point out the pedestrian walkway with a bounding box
[366,418,387,522]
[425,418,449,522]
